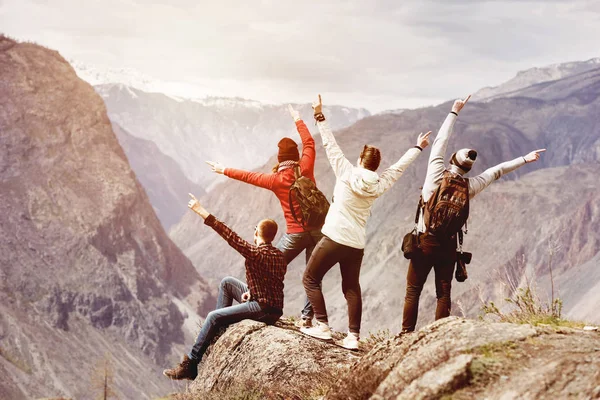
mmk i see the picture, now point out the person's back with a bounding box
[402,94,546,333]
[301,94,430,349]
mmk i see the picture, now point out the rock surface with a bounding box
[189,319,360,396]
[183,317,600,399]
[0,35,214,399]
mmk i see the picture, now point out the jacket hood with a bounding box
[349,167,380,196]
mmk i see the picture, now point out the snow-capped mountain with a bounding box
[474,57,600,101]
[70,59,211,100]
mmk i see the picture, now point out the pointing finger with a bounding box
[287,104,294,113]
[464,94,471,104]
[318,94,322,105]
[535,149,547,153]
[188,193,197,200]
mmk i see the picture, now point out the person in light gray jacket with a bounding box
[402,94,546,332]
[301,95,431,349]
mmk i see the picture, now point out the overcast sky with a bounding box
[1,0,599,112]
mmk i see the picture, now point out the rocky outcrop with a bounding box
[182,317,600,400]
[190,319,359,396]
[0,35,214,399]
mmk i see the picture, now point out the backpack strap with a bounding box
[413,195,423,229]
[293,164,301,180]
[457,229,464,253]
[288,188,304,227]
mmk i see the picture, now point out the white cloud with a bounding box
[1,0,599,112]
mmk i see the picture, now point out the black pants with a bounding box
[303,236,364,334]
[402,233,456,332]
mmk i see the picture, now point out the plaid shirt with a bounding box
[205,214,286,310]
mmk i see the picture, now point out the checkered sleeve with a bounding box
[204,214,260,260]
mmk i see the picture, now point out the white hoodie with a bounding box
[317,120,421,249]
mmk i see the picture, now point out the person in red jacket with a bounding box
[206,105,322,327]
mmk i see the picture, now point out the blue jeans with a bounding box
[276,229,323,320]
[188,276,281,362]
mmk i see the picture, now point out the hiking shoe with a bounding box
[300,321,332,340]
[342,332,360,350]
[294,317,313,328]
[163,355,198,380]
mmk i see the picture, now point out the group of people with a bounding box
[163,95,545,380]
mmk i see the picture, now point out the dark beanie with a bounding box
[277,137,299,162]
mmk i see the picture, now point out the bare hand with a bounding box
[452,94,471,114]
[524,148,546,163]
[312,94,323,115]
[206,161,225,174]
[241,292,251,302]
[288,104,300,122]
[417,131,432,149]
[188,193,208,219]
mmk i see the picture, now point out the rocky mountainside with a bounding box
[0,35,214,399]
[170,67,600,333]
[474,57,600,101]
[473,58,600,101]
[112,122,205,229]
[175,317,600,399]
[95,82,370,189]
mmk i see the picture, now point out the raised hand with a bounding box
[206,160,225,174]
[288,104,301,122]
[312,94,323,115]
[523,148,546,163]
[417,131,432,149]
[452,94,471,114]
[188,193,208,218]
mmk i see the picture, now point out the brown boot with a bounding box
[163,355,198,380]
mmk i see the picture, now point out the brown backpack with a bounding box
[288,165,330,229]
[424,170,469,237]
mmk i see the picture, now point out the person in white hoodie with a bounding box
[401,94,546,333]
[301,95,431,349]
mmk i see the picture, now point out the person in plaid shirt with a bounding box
[163,193,286,381]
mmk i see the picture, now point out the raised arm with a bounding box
[207,161,276,190]
[422,95,470,202]
[376,131,431,196]
[469,149,546,199]
[187,194,259,259]
[313,95,353,179]
[288,104,316,176]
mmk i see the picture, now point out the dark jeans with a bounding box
[276,229,323,319]
[303,236,364,334]
[402,233,456,332]
[188,276,281,362]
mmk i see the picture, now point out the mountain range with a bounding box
[76,74,370,230]
[0,35,214,399]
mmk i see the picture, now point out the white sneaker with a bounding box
[301,321,332,340]
[342,332,360,350]
[294,317,313,328]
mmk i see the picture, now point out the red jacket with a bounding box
[224,120,319,234]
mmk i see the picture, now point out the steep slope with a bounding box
[474,57,600,101]
[96,83,370,189]
[170,70,600,333]
[0,35,213,399]
[112,122,205,229]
